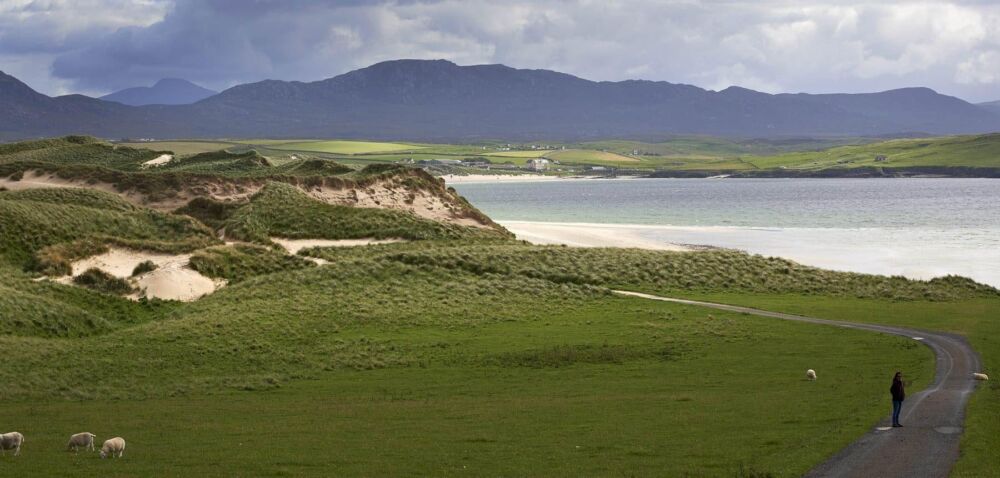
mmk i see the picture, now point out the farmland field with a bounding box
[746,133,1000,170]
[545,149,639,163]
[484,150,553,158]
[268,140,426,154]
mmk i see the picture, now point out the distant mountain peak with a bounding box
[100,78,217,106]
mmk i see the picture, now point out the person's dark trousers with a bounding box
[892,400,903,426]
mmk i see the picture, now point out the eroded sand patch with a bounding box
[141,154,173,168]
[71,249,189,277]
[63,248,223,302]
[271,237,405,255]
[132,263,222,302]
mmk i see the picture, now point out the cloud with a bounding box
[956,51,1000,84]
[0,0,998,101]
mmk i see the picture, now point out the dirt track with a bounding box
[613,290,983,478]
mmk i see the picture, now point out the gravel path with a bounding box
[613,290,982,478]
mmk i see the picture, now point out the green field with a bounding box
[545,149,639,163]
[0,294,932,476]
[269,140,426,155]
[747,133,1000,170]
[484,150,553,158]
[680,293,1000,476]
[1,136,998,476]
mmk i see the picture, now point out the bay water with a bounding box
[452,178,1000,287]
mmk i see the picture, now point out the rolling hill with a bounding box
[2,60,999,141]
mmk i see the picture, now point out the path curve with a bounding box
[613,290,982,478]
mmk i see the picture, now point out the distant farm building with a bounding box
[526,158,550,171]
[875,154,888,162]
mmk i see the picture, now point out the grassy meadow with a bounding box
[0,246,945,476]
[747,133,1000,170]
[676,293,1000,477]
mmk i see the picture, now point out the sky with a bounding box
[1,0,998,102]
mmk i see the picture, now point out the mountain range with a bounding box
[979,100,1000,117]
[100,78,217,106]
[2,59,999,141]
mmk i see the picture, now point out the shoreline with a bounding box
[499,220,1000,288]
[441,174,641,184]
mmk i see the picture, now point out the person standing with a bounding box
[890,371,905,427]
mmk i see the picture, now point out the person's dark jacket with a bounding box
[890,378,905,401]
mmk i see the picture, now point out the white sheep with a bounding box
[806,369,817,381]
[0,432,24,456]
[67,432,96,453]
[100,437,125,459]
[973,373,989,381]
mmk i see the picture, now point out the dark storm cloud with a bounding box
[1,0,998,101]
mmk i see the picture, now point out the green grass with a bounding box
[747,133,1000,170]
[0,264,174,338]
[484,150,553,158]
[670,292,1000,477]
[189,244,315,282]
[0,188,218,272]
[545,149,639,164]
[0,140,165,172]
[269,140,426,155]
[72,268,135,295]
[130,260,157,276]
[308,241,994,301]
[0,228,985,475]
[0,279,931,476]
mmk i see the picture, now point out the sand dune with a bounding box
[67,248,222,302]
[271,237,404,254]
[132,263,222,302]
[53,239,407,301]
[141,154,173,168]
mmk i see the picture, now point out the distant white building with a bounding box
[526,158,550,171]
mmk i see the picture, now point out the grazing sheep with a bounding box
[806,369,817,381]
[100,437,125,459]
[67,432,96,453]
[973,373,989,381]
[0,432,24,456]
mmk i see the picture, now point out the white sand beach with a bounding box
[501,221,690,251]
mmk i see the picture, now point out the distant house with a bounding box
[875,154,888,162]
[526,158,550,171]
